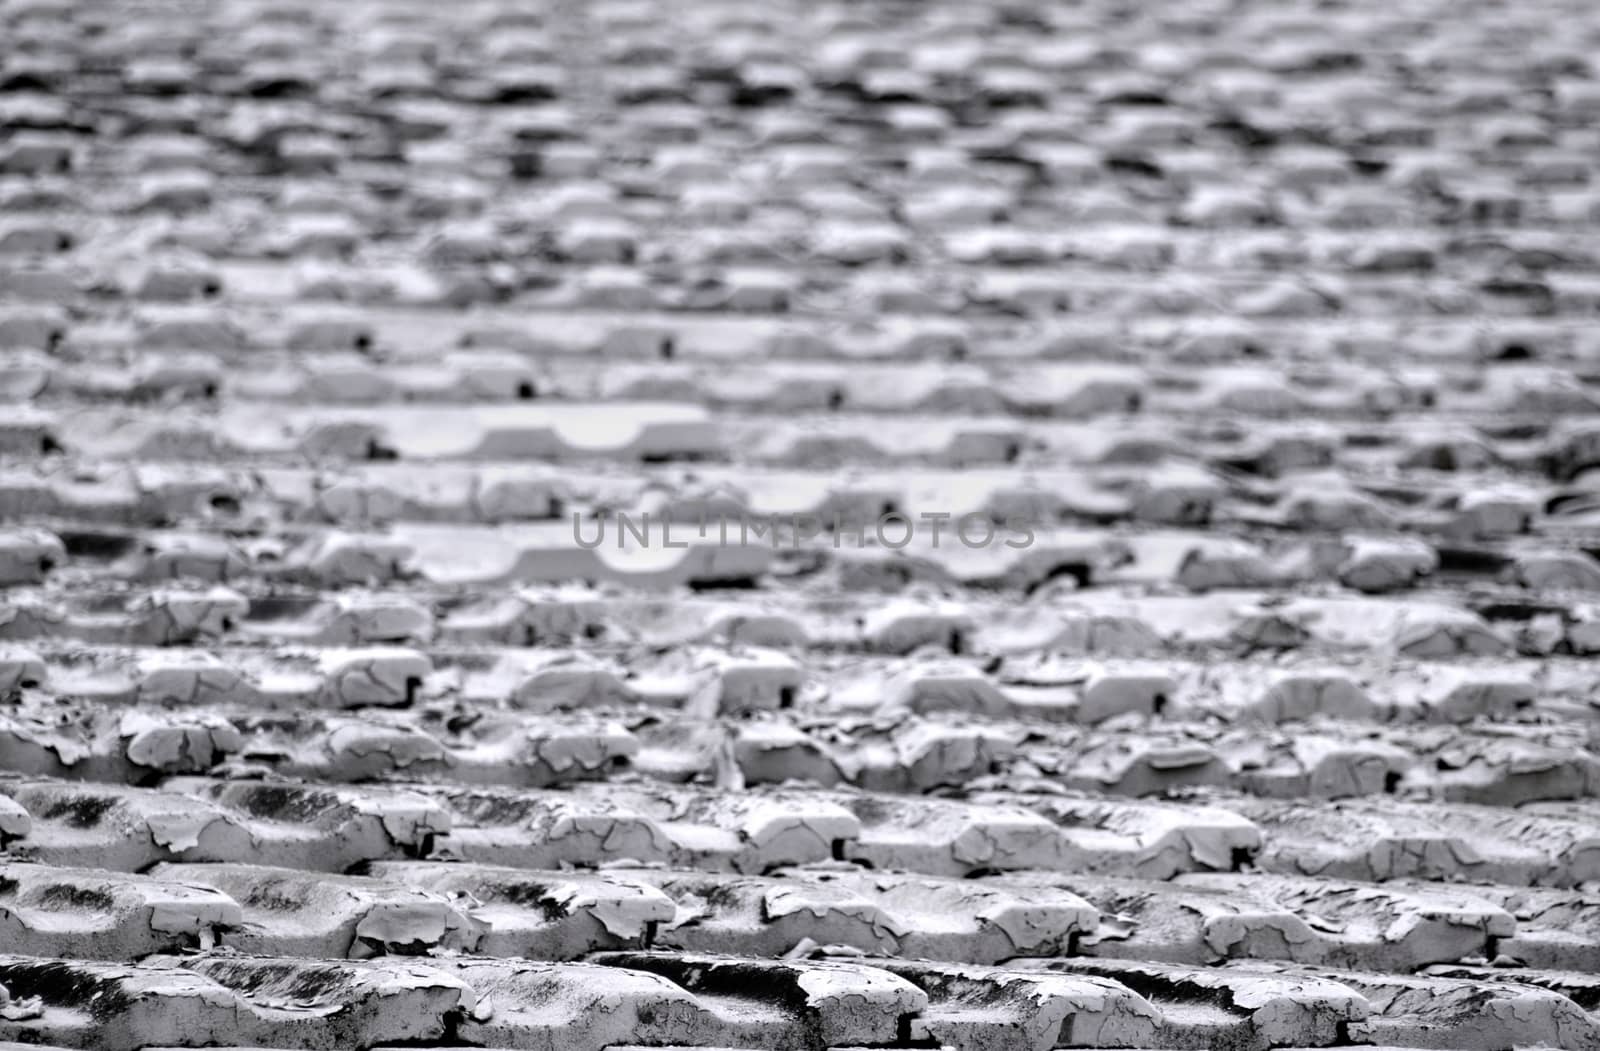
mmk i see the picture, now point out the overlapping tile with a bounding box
[8,0,1600,1047]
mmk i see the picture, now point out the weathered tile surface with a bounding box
[4,0,1600,1045]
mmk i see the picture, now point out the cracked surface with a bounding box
[7,0,1600,1046]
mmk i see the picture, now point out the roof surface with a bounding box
[3,0,1600,1047]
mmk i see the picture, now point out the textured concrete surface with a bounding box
[5,0,1600,1046]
